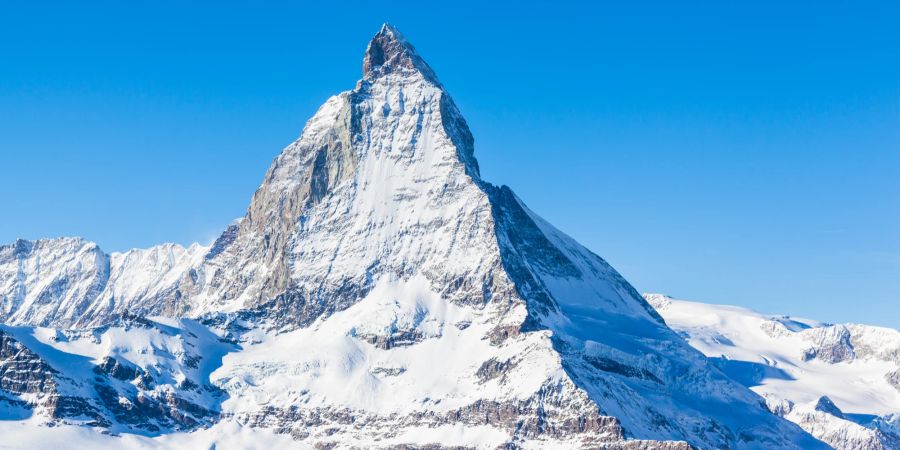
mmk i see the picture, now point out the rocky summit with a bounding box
[0,24,831,449]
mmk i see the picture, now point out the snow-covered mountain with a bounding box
[647,293,900,450]
[0,24,829,449]
[0,238,208,327]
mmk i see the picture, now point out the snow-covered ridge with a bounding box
[0,238,208,328]
[646,293,900,449]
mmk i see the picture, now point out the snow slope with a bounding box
[0,238,208,327]
[0,315,234,435]
[647,293,900,449]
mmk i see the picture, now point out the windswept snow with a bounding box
[647,293,900,449]
[213,275,561,416]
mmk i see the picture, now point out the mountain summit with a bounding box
[363,23,440,84]
[0,24,827,449]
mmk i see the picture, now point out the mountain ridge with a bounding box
[646,293,900,449]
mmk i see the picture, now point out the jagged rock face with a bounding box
[0,317,230,434]
[233,380,692,449]
[650,294,900,450]
[802,325,856,363]
[0,238,109,327]
[0,24,827,449]
[780,402,900,450]
[0,327,108,426]
[0,330,57,393]
[888,369,900,393]
[191,38,502,323]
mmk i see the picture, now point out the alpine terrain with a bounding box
[647,294,900,450]
[0,24,833,449]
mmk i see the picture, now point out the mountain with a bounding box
[646,293,900,450]
[0,24,827,449]
[0,238,208,327]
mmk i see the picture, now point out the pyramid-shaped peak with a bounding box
[813,396,846,418]
[378,22,401,36]
[363,23,440,85]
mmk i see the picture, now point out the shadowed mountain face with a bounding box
[0,24,827,449]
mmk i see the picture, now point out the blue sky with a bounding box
[1,2,898,327]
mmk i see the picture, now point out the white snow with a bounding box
[647,293,900,449]
[646,294,900,416]
[0,420,307,450]
[213,274,561,416]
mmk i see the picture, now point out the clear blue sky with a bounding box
[1,2,898,327]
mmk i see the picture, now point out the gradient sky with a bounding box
[1,1,898,327]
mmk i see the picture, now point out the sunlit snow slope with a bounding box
[647,293,900,450]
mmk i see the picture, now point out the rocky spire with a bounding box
[362,23,440,85]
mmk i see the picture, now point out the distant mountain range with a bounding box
[646,293,900,450]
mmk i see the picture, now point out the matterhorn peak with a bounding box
[362,23,440,85]
[0,24,831,450]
